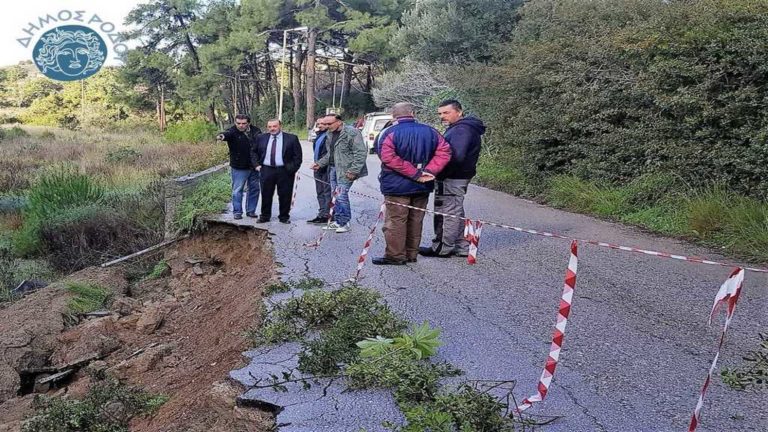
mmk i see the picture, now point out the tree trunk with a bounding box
[305,28,318,129]
[365,64,373,93]
[342,52,353,107]
[159,85,167,132]
[292,44,305,125]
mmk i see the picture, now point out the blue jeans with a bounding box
[231,168,260,215]
[329,166,352,225]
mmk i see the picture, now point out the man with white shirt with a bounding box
[252,119,303,224]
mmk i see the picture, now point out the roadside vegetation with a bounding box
[22,380,167,432]
[376,0,768,263]
[252,281,542,430]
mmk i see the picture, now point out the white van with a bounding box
[361,112,393,153]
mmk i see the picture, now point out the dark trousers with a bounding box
[314,166,332,218]
[260,166,294,220]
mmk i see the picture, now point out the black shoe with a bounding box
[307,216,328,225]
[279,218,290,224]
[418,247,453,258]
[406,258,417,263]
[372,257,407,266]
[233,214,243,220]
[256,216,270,223]
[246,212,258,218]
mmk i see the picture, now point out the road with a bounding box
[226,140,768,431]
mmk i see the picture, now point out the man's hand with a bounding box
[417,173,435,183]
[310,163,320,171]
[254,165,261,172]
[345,172,357,181]
[216,133,225,141]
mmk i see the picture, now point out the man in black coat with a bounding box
[251,119,303,224]
[419,100,486,258]
[216,114,262,219]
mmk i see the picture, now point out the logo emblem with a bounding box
[33,25,107,81]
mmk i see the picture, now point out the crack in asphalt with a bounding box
[555,381,609,432]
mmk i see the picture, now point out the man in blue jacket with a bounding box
[419,100,486,258]
[216,114,262,220]
[308,121,331,224]
[373,102,452,265]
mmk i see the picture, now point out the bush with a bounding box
[454,0,768,199]
[106,146,142,164]
[22,380,167,432]
[173,171,230,232]
[39,204,156,272]
[164,119,218,143]
[13,165,105,256]
[2,126,30,139]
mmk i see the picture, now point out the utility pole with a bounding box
[305,27,317,129]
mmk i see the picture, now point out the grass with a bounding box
[146,259,170,280]
[23,379,168,432]
[0,125,227,198]
[721,333,768,390]
[173,171,231,232]
[65,282,112,320]
[537,174,768,263]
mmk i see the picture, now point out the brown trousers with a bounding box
[382,194,430,261]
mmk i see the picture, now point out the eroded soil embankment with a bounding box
[0,224,275,432]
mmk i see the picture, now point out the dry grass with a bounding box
[0,125,227,196]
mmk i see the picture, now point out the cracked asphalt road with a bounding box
[225,141,768,431]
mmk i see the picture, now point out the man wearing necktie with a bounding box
[252,119,303,223]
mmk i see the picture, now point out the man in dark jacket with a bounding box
[216,114,262,219]
[372,102,452,265]
[308,120,331,224]
[251,119,303,224]
[419,100,486,258]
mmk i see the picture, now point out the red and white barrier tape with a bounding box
[689,268,745,432]
[517,240,578,413]
[463,220,483,265]
[297,171,768,274]
[354,202,387,282]
[290,172,300,210]
[304,188,339,248]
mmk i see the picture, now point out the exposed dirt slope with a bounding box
[0,224,274,432]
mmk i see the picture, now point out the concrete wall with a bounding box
[164,163,229,239]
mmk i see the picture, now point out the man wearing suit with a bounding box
[252,119,303,224]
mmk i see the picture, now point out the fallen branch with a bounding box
[100,235,188,268]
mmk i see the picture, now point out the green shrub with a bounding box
[13,165,105,256]
[164,119,218,143]
[106,146,142,164]
[173,171,230,232]
[1,126,30,140]
[23,380,167,432]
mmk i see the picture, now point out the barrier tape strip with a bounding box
[304,188,339,248]
[463,220,483,265]
[354,202,387,282]
[298,171,768,273]
[290,172,300,210]
[689,268,745,431]
[517,240,579,413]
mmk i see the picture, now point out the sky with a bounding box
[0,0,144,67]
